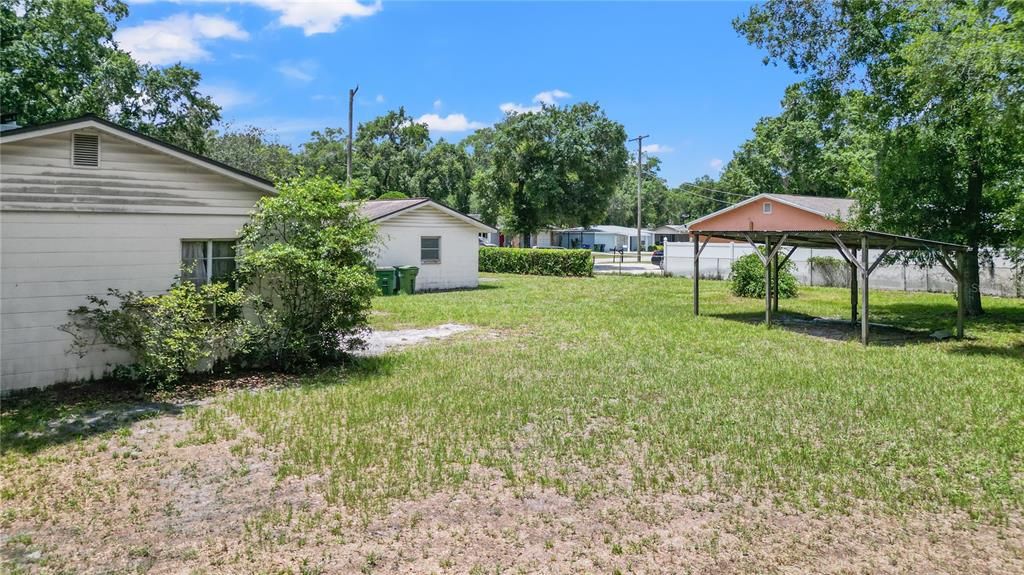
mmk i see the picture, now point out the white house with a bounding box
[361,198,496,291]
[0,116,276,393]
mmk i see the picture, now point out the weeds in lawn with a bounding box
[211,275,1023,519]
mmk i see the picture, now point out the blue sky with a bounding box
[119,1,801,186]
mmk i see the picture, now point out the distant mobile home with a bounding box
[553,225,656,252]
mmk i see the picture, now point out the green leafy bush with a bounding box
[479,247,592,277]
[729,250,798,299]
[237,175,379,371]
[807,255,850,287]
[61,282,250,387]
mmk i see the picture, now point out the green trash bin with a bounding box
[374,267,397,295]
[396,265,419,295]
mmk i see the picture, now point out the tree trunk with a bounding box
[963,154,984,316]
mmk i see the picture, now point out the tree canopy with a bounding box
[481,103,629,235]
[1,0,221,153]
[735,0,1024,314]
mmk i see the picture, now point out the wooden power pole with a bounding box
[347,85,359,184]
[629,134,648,262]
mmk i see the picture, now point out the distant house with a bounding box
[361,198,496,291]
[553,225,656,252]
[686,193,855,233]
[652,224,688,245]
[0,115,276,392]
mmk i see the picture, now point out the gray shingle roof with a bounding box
[359,198,430,221]
[771,194,856,220]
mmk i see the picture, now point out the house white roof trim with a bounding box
[0,117,277,195]
[367,199,497,233]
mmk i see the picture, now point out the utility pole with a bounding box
[629,134,648,262]
[347,85,359,185]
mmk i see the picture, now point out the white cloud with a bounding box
[645,144,674,154]
[499,102,540,115]
[202,83,255,109]
[533,89,570,106]
[277,59,317,82]
[433,99,443,111]
[115,13,248,65]
[137,0,383,35]
[417,113,486,133]
[248,0,381,35]
[709,158,724,171]
[375,94,385,103]
[499,89,572,115]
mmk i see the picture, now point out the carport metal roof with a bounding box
[689,229,970,345]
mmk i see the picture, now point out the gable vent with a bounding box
[72,133,100,167]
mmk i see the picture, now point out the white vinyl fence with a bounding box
[663,241,1023,298]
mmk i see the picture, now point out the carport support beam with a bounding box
[861,236,870,345]
[772,251,780,313]
[956,250,966,339]
[693,233,700,316]
[850,248,858,325]
[765,238,773,327]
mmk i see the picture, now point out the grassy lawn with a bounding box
[3,274,1022,573]
[225,275,1024,517]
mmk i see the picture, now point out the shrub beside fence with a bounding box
[479,247,593,277]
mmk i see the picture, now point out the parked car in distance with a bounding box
[651,249,664,267]
[479,237,498,247]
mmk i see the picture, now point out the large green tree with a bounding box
[736,0,1024,314]
[206,125,298,181]
[485,103,629,235]
[0,0,221,153]
[606,156,678,227]
[352,107,431,198]
[720,84,878,199]
[414,140,473,212]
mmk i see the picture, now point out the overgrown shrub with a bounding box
[808,255,850,287]
[237,175,379,371]
[479,247,592,276]
[729,250,798,299]
[61,282,250,386]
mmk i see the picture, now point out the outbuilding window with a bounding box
[420,236,441,264]
[762,202,773,214]
[71,133,100,167]
[181,240,236,286]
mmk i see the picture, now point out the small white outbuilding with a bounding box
[362,199,497,290]
[361,198,496,292]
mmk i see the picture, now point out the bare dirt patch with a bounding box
[354,323,476,356]
[2,406,1021,574]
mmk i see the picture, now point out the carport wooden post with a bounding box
[693,233,700,316]
[764,237,773,327]
[772,251,780,313]
[956,250,966,339]
[849,248,858,325]
[861,236,870,345]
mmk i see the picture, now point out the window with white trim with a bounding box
[762,202,773,214]
[420,236,441,264]
[181,240,236,286]
[72,133,100,167]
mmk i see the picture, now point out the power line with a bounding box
[676,180,751,198]
[674,186,738,206]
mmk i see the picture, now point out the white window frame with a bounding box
[70,132,101,169]
[181,239,237,284]
[420,236,441,264]
[762,202,773,214]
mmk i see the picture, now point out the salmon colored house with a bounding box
[686,193,856,234]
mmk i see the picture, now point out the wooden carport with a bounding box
[690,230,971,345]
